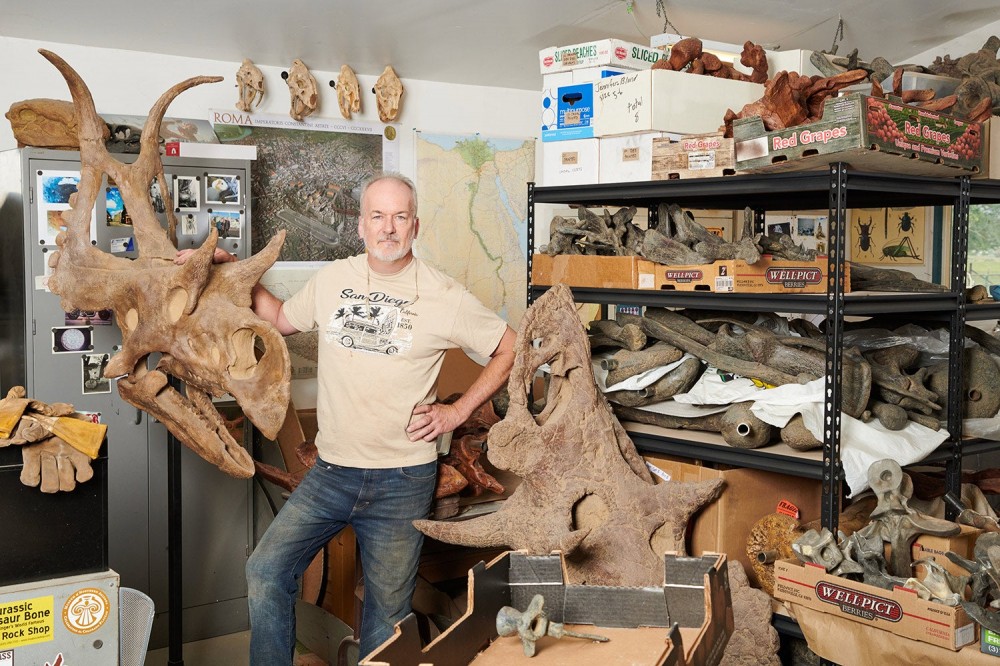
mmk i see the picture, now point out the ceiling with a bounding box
[3,0,1000,90]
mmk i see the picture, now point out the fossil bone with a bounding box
[286,59,319,121]
[414,284,724,586]
[496,594,609,657]
[6,98,97,149]
[336,64,361,119]
[235,58,264,113]
[374,65,403,122]
[38,49,290,478]
[602,342,683,387]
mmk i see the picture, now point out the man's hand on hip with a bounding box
[406,402,464,443]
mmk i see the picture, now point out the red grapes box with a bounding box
[732,93,982,176]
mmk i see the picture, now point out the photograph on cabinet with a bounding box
[206,174,240,205]
[180,214,198,236]
[52,326,93,353]
[149,178,167,214]
[37,170,97,245]
[109,236,135,254]
[173,175,200,212]
[65,309,112,327]
[105,185,132,226]
[82,353,111,395]
[210,210,241,239]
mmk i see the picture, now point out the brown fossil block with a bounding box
[414,284,724,587]
[6,98,102,149]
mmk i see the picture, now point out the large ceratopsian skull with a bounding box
[39,50,290,478]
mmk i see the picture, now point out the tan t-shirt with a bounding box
[282,255,508,468]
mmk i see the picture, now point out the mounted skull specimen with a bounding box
[373,65,403,122]
[235,58,264,113]
[337,64,361,120]
[37,49,290,478]
[286,58,319,121]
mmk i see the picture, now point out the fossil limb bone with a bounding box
[39,49,291,478]
[588,319,646,351]
[414,284,724,587]
[602,342,683,387]
[605,356,701,407]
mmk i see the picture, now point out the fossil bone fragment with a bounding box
[605,356,701,408]
[602,342,683,387]
[588,319,646,351]
[336,64,361,119]
[414,284,724,586]
[235,58,264,112]
[38,49,291,478]
[496,594,609,657]
[374,66,403,122]
[286,59,319,121]
[6,98,99,149]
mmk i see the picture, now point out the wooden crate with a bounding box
[652,132,736,179]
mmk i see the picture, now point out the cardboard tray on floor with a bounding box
[362,551,733,666]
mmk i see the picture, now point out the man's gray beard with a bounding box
[365,237,413,263]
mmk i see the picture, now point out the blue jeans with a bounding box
[246,459,437,664]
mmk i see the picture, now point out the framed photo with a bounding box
[52,326,93,353]
[210,210,242,240]
[174,175,200,212]
[65,309,113,327]
[180,214,198,236]
[82,353,111,395]
[149,179,167,214]
[206,174,240,205]
[106,186,132,226]
[40,172,79,204]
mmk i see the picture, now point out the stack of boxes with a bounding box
[539,37,766,186]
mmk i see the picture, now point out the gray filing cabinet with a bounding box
[0,147,255,647]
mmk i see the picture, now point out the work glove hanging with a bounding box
[20,436,95,493]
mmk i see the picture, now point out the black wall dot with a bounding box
[281,71,289,80]
[329,80,336,88]
[39,239,45,245]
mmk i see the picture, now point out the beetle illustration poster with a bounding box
[852,207,925,265]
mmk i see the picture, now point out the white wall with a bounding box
[907,18,1000,66]
[0,36,539,176]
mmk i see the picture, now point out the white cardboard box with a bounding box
[599,131,669,183]
[594,69,764,137]
[539,39,664,74]
[766,49,826,78]
[542,138,599,186]
[573,66,629,83]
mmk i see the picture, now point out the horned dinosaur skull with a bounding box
[38,49,290,478]
[415,284,723,586]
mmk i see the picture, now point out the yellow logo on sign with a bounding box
[0,595,54,649]
[62,588,110,635]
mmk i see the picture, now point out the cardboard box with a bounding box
[642,455,822,586]
[539,39,664,74]
[541,82,596,142]
[910,525,981,579]
[541,139,599,186]
[652,132,736,179]
[655,256,849,294]
[532,254,657,290]
[983,628,1000,657]
[572,66,629,83]
[594,69,764,137]
[734,93,983,176]
[978,116,1000,178]
[774,558,976,651]
[599,131,669,183]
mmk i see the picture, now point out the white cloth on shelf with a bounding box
[749,378,948,497]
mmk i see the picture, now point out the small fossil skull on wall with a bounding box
[337,64,361,120]
[286,59,319,121]
[373,66,403,122]
[235,58,264,112]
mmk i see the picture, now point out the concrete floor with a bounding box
[145,631,252,666]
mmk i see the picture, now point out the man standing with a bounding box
[239,173,515,663]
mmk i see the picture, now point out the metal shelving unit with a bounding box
[527,164,1000,534]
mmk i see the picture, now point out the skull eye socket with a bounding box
[230,328,261,380]
[168,287,188,323]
